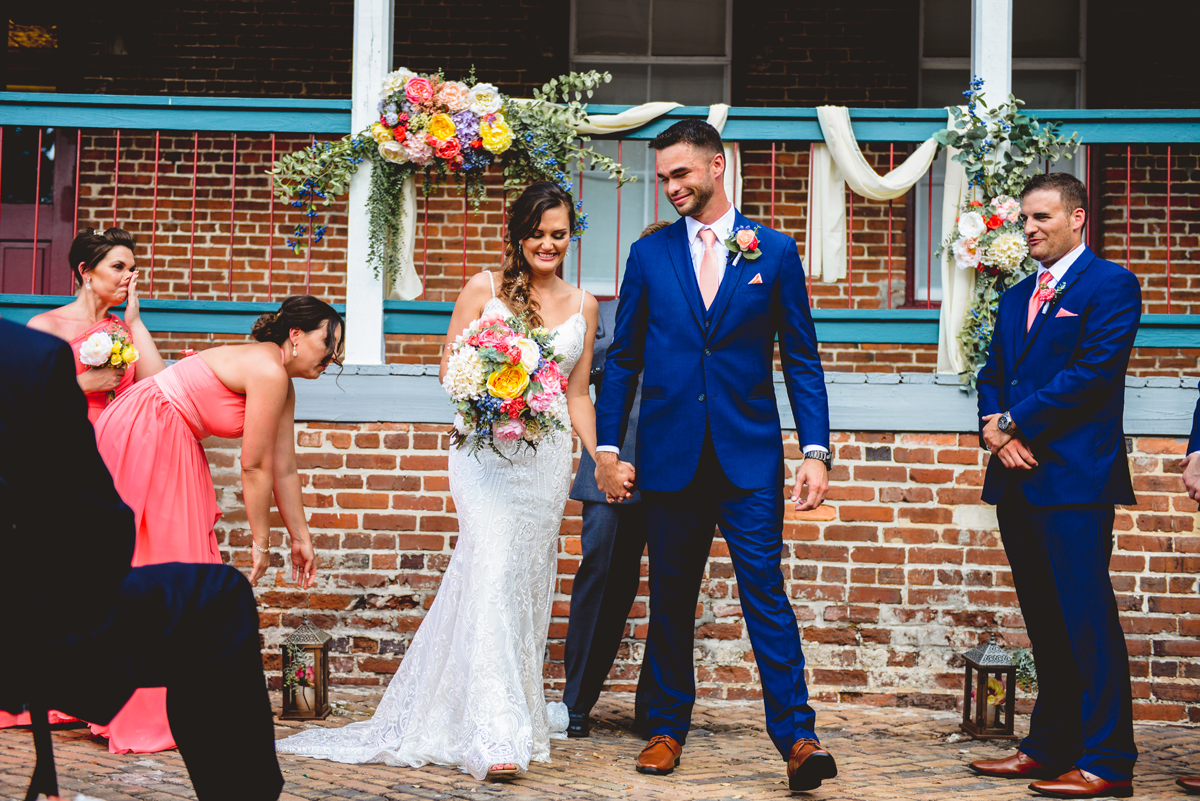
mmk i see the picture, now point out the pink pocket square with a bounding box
[1055,308,1078,318]
[748,273,763,284]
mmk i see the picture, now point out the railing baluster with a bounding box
[461,190,468,288]
[769,142,776,229]
[72,129,81,241]
[926,160,933,309]
[111,129,121,228]
[422,187,429,297]
[615,140,622,298]
[268,133,275,302]
[150,131,160,298]
[1166,144,1172,314]
[228,133,237,301]
[1126,145,1132,271]
[30,128,43,294]
[189,132,198,300]
[847,184,854,309]
[887,144,894,310]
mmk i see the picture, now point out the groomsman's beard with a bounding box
[672,179,716,220]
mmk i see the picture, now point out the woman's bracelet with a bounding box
[252,542,271,555]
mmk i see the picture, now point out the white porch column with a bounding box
[344,0,394,365]
[971,0,1013,100]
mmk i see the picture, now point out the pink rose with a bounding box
[493,418,526,441]
[475,329,508,350]
[528,390,557,413]
[476,313,504,327]
[735,229,758,251]
[534,360,563,389]
[436,137,461,161]
[405,77,434,105]
[437,81,471,112]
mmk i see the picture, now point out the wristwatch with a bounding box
[803,449,833,471]
[997,412,1013,432]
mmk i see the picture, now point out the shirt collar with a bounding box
[685,203,737,246]
[1037,242,1086,283]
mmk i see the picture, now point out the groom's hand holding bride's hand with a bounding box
[791,458,829,511]
[595,452,636,503]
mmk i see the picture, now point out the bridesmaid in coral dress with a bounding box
[1,227,168,730]
[26,227,167,425]
[89,295,340,753]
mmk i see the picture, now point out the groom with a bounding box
[594,119,836,791]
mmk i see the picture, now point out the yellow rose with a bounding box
[122,346,139,364]
[427,113,456,142]
[371,123,393,143]
[486,364,529,400]
[110,353,123,367]
[480,115,513,155]
[111,341,123,353]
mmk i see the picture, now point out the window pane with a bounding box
[1013,69,1078,109]
[920,68,970,107]
[652,0,726,56]
[1012,0,1079,58]
[1,127,54,204]
[922,0,970,58]
[575,0,650,56]
[912,151,947,304]
[570,62,649,104]
[650,64,727,104]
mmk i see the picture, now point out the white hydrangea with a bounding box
[442,348,486,401]
[982,231,1029,273]
[79,331,114,366]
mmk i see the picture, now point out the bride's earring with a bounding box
[85,277,91,291]
[292,344,298,357]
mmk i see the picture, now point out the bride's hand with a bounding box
[291,536,317,588]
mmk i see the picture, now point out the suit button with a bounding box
[698,394,706,401]
[704,349,712,356]
[1011,379,1018,386]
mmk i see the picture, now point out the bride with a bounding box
[277,181,613,780]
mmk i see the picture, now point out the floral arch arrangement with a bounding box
[935,79,1080,384]
[270,69,632,286]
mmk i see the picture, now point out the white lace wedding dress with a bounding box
[277,283,587,780]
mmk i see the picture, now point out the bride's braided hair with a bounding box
[497,181,576,329]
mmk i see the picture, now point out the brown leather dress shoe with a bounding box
[970,750,1059,779]
[1029,768,1133,798]
[635,734,682,776]
[1178,776,1200,795]
[787,738,838,791]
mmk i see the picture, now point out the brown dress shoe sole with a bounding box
[969,763,1059,780]
[1179,779,1200,795]
[789,752,838,791]
[635,756,681,776]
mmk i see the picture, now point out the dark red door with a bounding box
[1,126,77,296]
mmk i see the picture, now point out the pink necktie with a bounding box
[697,228,721,309]
[1027,272,1054,331]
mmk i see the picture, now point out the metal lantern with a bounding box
[961,639,1018,739]
[280,619,332,720]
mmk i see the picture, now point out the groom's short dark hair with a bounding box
[1021,172,1088,221]
[650,119,723,157]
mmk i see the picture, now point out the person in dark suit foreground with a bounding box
[971,173,1139,799]
[1175,389,1200,795]
[562,223,664,738]
[0,317,283,801]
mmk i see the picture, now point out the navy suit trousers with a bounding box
[562,501,650,717]
[641,435,814,758]
[997,488,1137,780]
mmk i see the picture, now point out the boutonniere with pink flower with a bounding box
[724,225,763,263]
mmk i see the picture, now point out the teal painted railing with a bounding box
[2,92,1199,143]
[3,295,1196,348]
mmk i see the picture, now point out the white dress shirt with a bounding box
[598,204,827,459]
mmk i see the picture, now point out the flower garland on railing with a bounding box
[270,68,632,284]
[934,78,1079,385]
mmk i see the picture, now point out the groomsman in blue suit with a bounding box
[972,173,1139,799]
[593,119,836,791]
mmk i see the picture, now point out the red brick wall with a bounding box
[207,424,1200,723]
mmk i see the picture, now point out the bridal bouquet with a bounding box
[443,314,570,457]
[78,325,139,400]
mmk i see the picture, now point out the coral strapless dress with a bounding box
[87,354,247,753]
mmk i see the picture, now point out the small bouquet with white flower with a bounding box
[78,325,139,401]
[442,313,570,459]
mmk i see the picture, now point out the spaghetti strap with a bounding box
[578,289,586,314]
[487,270,496,298]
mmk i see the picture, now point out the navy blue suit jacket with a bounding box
[1189,383,1200,455]
[977,247,1139,506]
[595,212,829,492]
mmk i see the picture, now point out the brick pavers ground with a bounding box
[3,690,1199,800]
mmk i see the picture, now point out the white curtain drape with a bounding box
[805,106,939,282]
[936,127,973,374]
